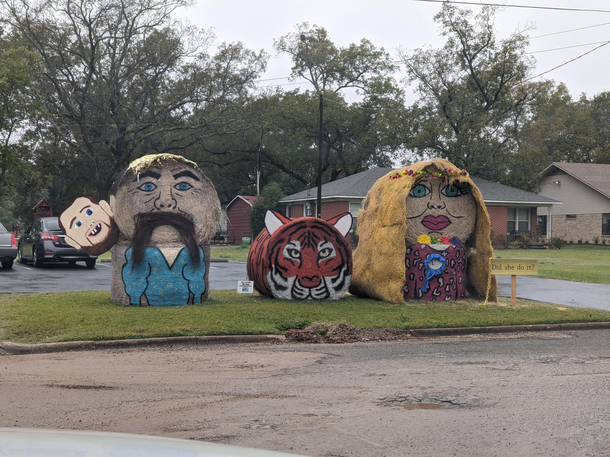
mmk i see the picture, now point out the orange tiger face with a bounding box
[247,210,353,300]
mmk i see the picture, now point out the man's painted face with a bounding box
[60,197,115,250]
[405,177,477,245]
[112,161,218,243]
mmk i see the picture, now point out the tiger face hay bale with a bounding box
[247,210,353,300]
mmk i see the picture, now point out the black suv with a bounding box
[18,217,97,268]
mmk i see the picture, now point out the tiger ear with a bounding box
[265,209,291,236]
[327,212,353,237]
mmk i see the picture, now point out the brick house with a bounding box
[278,167,560,244]
[537,162,610,243]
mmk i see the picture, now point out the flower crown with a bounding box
[389,168,469,180]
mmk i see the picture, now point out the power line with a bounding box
[528,40,610,80]
[528,40,610,54]
[530,21,610,39]
[413,0,610,13]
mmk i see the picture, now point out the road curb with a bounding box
[2,322,609,354]
[408,321,610,337]
[0,334,285,355]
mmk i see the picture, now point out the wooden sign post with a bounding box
[490,259,539,306]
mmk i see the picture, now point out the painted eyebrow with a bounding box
[132,171,161,182]
[173,170,200,181]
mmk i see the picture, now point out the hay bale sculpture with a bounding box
[349,158,497,303]
[60,154,221,306]
[247,210,353,300]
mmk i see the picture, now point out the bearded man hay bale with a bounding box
[108,154,221,306]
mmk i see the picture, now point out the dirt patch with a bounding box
[284,322,411,344]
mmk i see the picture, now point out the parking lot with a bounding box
[0,260,249,294]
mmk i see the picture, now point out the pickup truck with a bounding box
[0,221,18,269]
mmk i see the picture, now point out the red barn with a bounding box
[226,196,258,244]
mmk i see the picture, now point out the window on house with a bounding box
[305,202,313,217]
[507,207,530,233]
[285,206,291,218]
[603,214,610,235]
[349,201,362,232]
[537,215,547,238]
[566,214,577,220]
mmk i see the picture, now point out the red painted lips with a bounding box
[422,215,451,231]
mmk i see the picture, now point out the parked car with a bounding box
[0,221,18,269]
[18,217,97,268]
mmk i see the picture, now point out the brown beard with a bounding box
[81,219,120,256]
[130,212,200,267]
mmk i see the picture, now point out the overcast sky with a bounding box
[176,0,610,101]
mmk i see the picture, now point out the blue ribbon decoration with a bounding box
[421,254,447,293]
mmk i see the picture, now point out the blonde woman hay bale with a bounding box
[349,158,497,304]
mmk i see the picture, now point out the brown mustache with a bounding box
[130,212,200,267]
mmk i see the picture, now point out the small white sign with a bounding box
[237,281,254,294]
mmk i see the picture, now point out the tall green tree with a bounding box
[400,3,537,182]
[1,0,267,202]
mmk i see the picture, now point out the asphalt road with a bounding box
[2,330,609,456]
[0,260,249,294]
[2,261,609,312]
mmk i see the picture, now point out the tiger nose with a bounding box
[300,276,321,288]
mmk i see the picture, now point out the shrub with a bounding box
[578,239,583,244]
[495,234,512,249]
[594,236,600,245]
[603,239,607,245]
[550,237,567,250]
[517,235,532,249]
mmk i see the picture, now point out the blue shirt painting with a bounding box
[122,246,206,306]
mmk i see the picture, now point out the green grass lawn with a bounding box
[1,290,609,344]
[97,245,251,262]
[493,245,610,284]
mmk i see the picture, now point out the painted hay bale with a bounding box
[350,158,497,304]
[247,210,353,300]
[108,153,221,306]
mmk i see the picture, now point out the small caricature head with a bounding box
[59,197,120,256]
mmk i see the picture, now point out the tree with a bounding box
[0,30,40,212]
[249,182,284,238]
[274,23,400,190]
[1,0,267,202]
[400,3,537,182]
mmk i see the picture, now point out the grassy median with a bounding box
[1,290,610,344]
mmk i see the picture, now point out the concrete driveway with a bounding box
[496,275,610,311]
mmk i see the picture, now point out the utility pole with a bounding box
[317,93,323,218]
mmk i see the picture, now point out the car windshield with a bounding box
[45,219,61,231]
[0,222,6,232]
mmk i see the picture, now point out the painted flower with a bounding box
[450,236,462,248]
[417,234,431,244]
[430,235,441,244]
[440,236,451,245]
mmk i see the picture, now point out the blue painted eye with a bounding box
[442,185,466,197]
[409,184,430,198]
[75,221,83,228]
[138,182,157,192]
[175,182,192,191]
[86,208,93,216]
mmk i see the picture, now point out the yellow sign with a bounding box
[491,258,538,276]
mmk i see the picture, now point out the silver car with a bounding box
[0,221,18,269]
[17,217,97,268]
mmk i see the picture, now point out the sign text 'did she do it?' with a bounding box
[490,258,538,276]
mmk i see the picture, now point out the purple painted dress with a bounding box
[403,244,466,301]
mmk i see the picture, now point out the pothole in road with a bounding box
[378,393,476,409]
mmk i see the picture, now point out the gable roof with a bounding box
[280,168,560,206]
[279,168,393,203]
[226,195,258,209]
[541,162,610,199]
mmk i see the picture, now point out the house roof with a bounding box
[226,195,258,209]
[280,167,560,206]
[541,162,610,199]
[279,168,394,203]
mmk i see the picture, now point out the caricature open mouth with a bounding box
[422,215,451,231]
[88,222,103,238]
